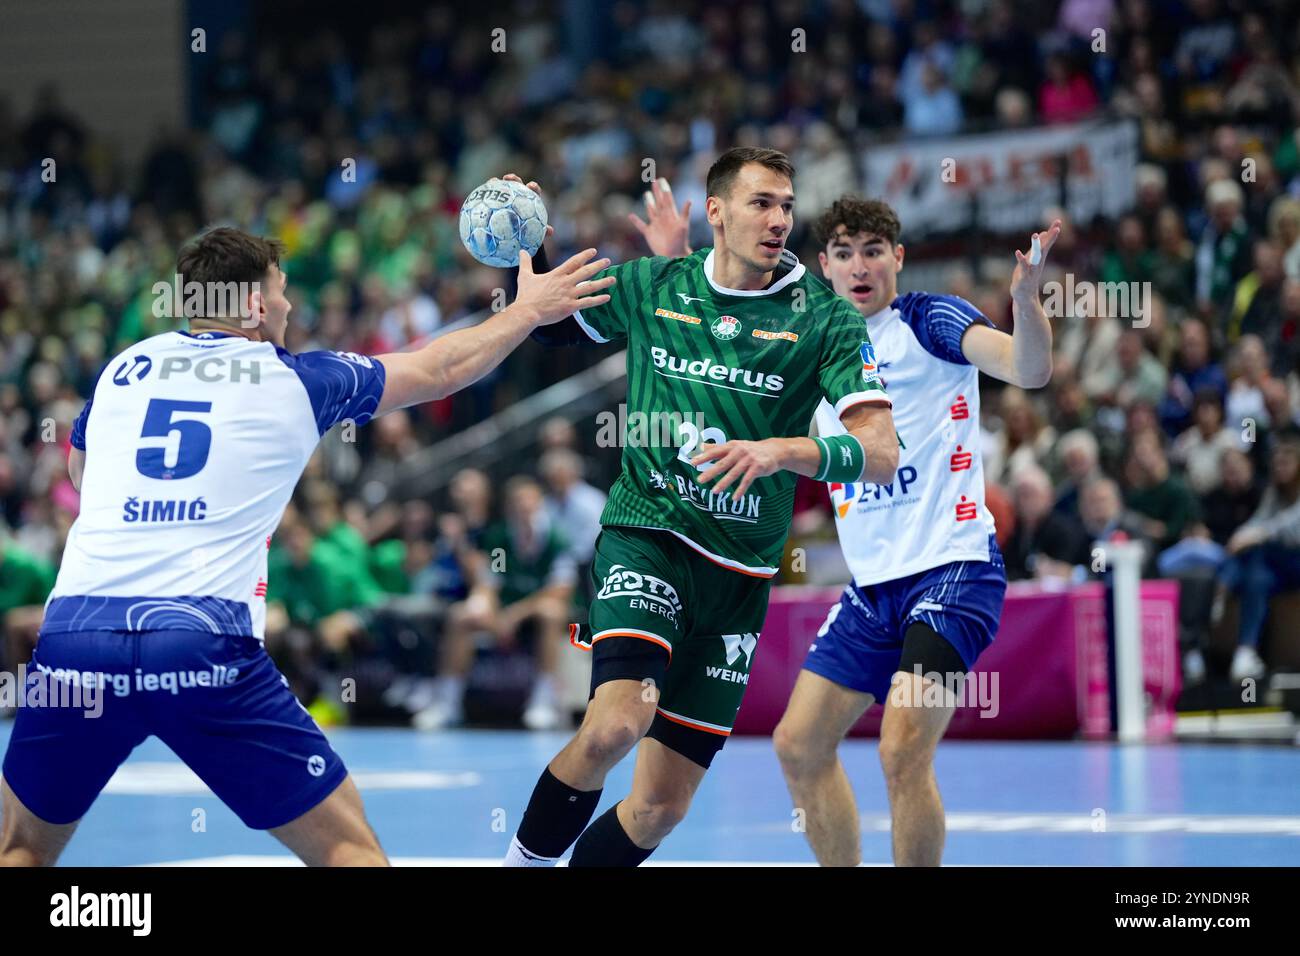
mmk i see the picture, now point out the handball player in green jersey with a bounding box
[501,149,899,866]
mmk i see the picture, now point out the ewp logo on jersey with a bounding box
[829,466,919,517]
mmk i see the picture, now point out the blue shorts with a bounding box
[802,544,1007,702]
[1,629,347,829]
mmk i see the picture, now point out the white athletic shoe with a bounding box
[522,700,562,731]
[401,677,441,714]
[1229,645,1266,682]
[382,675,415,709]
[522,675,563,730]
[1182,648,1207,685]
[411,698,464,731]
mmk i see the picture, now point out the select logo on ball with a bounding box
[458,177,549,268]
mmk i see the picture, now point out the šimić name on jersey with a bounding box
[650,347,783,393]
[122,497,208,523]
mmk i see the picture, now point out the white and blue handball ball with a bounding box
[458,177,549,267]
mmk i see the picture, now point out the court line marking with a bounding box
[143,855,877,867]
[102,764,481,795]
[742,812,1300,836]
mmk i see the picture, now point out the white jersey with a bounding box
[45,330,386,639]
[814,293,997,586]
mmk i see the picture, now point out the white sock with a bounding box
[504,834,559,867]
[436,675,466,708]
[528,673,557,707]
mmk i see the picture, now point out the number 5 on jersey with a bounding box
[136,399,213,480]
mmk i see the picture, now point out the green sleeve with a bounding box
[2,549,55,607]
[572,256,672,345]
[335,549,386,609]
[33,557,56,603]
[368,539,410,594]
[265,547,287,598]
[1099,252,1125,286]
[818,298,891,418]
[320,523,369,565]
[267,551,319,626]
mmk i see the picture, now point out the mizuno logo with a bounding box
[678,293,706,306]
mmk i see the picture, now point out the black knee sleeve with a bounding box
[645,712,726,769]
[588,635,670,700]
[897,621,967,683]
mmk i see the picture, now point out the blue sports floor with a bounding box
[1,723,1296,866]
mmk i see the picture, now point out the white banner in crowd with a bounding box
[862,119,1140,237]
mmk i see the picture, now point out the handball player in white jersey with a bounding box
[632,183,1058,866]
[0,218,613,866]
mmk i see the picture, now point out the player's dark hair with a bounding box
[176,227,285,289]
[706,147,795,200]
[811,196,902,248]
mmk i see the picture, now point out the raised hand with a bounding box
[1010,219,1061,303]
[516,247,615,325]
[628,178,692,258]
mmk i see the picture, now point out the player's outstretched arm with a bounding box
[960,220,1060,389]
[373,248,614,415]
[691,402,898,501]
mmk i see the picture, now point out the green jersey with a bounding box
[480,517,576,606]
[574,247,890,576]
[0,544,56,614]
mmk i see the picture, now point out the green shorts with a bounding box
[573,526,773,767]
